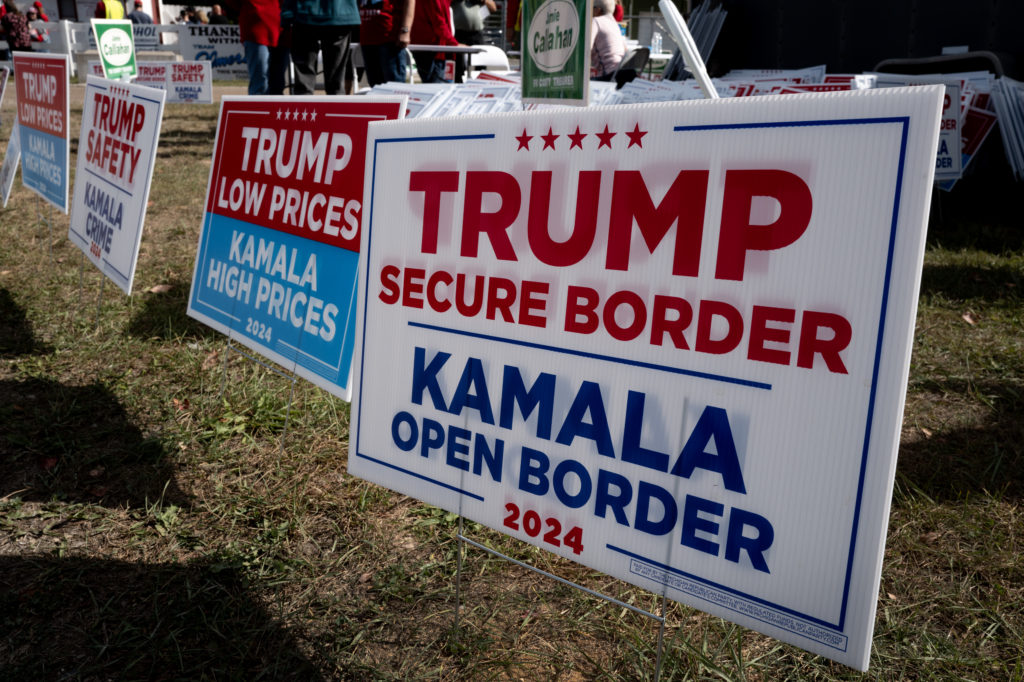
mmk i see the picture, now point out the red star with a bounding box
[568,126,586,149]
[516,129,532,150]
[625,123,647,148]
[595,124,616,149]
[541,127,559,150]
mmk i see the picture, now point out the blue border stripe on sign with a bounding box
[606,544,837,630]
[670,115,910,632]
[674,116,908,132]
[354,453,485,502]
[409,321,773,391]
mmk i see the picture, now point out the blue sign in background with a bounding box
[189,213,360,389]
[19,126,67,211]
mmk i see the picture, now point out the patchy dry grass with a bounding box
[1,85,1022,680]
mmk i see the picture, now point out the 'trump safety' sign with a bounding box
[350,88,943,670]
[69,76,165,295]
[14,52,70,213]
[187,96,406,400]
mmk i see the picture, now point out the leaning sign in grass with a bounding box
[13,52,70,213]
[1,121,20,208]
[68,76,165,295]
[187,96,406,401]
[350,88,944,670]
[0,65,9,122]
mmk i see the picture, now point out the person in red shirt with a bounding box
[227,0,290,95]
[409,0,457,83]
[359,0,414,86]
[32,1,48,21]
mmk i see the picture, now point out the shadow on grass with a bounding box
[898,379,1024,502]
[125,280,218,341]
[919,262,1023,305]
[0,377,189,508]
[0,556,325,680]
[156,128,219,159]
[0,288,52,357]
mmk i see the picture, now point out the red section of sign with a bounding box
[207,98,403,252]
[13,54,68,137]
[171,63,204,83]
[961,107,997,156]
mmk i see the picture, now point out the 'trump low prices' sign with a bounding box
[14,52,70,213]
[351,88,943,670]
[69,77,165,295]
[187,96,406,400]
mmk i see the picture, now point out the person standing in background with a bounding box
[208,4,231,24]
[409,0,458,83]
[25,5,48,42]
[1,0,32,52]
[451,0,495,82]
[94,0,126,19]
[282,0,360,95]
[590,0,625,80]
[227,0,289,95]
[127,0,154,24]
[32,1,47,21]
[359,0,414,86]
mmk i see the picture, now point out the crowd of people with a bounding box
[1,0,630,93]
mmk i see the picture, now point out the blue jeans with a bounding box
[244,41,270,95]
[360,43,409,86]
[245,41,290,95]
[413,53,451,84]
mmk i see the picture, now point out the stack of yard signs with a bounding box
[686,0,728,62]
[363,63,1015,190]
[991,77,1024,180]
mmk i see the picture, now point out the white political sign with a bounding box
[872,73,963,181]
[88,60,213,103]
[176,24,246,80]
[350,87,944,670]
[68,76,166,295]
[1,121,20,208]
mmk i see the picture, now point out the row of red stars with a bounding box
[516,124,648,151]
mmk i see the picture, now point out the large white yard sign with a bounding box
[350,87,943,670]
[69,76,165,295]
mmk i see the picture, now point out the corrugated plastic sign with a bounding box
[350,87,943,669]
[14,52,70,213]
[187,96,406,401]
[68,76,165,295]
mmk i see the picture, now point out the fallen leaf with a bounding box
[921,427,933,438]
[0,270,11,276]
[962,312,976,325]
[887,592,898,601]
[149,283,173,294]
[39,456,58,471]
[202,351,219,370]
[88,466,105,478]
[920,531,941,544]
[359,572,372,583]
[172,397,191,411]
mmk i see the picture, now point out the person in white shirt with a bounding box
[590,0,625,80]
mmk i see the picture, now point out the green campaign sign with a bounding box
[91,19,137,81]
[521,0,590,105]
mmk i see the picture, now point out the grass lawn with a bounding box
[0,84,1021,680]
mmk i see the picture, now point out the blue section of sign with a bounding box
[190,212,358,388]
[19,126,66,210]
